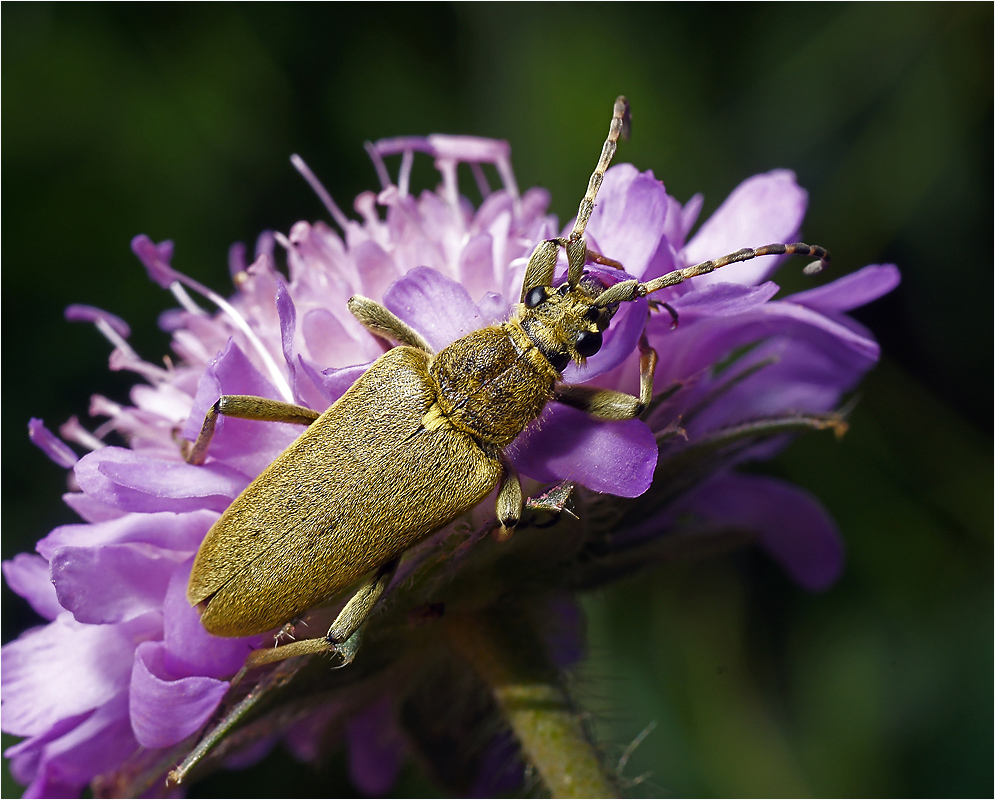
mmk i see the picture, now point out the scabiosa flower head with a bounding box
[2,123,898,797]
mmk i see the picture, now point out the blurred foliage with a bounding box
[2,3,991,797]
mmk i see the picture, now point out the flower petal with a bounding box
[3,554,62,621]
[647,290,883,398]
[28,418,78,469]
[74,447,248,514]
[13,694,137,798]
[584,164,673,279]
[683,170,807,287]
[1,616,136,737]
[789,263,901,315]
[38,510,215,560]
[129,640,230,749]
[684,473,844,590]
[458,232,497,302]
[384,266,488,351]
[161,559,261,679]
[284,704,343,763]
[60,491,128,524]
[354,240,402,302]
[182,339,303,477]
[301,307,362,370]
[4,712,88,792]
[274,280,301,400]
[507,404,657,498]
[667,281,780,320]
[318,362,374,404]
[50,543,187,625]
[346,695,406,796]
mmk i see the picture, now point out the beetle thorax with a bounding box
[428,327,556,449]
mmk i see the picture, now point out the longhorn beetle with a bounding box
[183,96,829,670]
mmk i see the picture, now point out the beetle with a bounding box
[182,96,829,670]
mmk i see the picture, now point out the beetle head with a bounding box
[517,262,624,372]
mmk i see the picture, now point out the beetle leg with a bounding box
[347,295,434,353]
[555,384,642,419]
[324,555,400,646]
[182,396,321,465]
[494,464,523,542]
[554,333,658,420]
[585,246,624,271]
[235,556,402,674]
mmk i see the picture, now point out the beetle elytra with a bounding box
[183,96,829,670]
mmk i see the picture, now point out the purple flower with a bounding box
[2,130,898,797]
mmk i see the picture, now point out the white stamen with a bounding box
[169,282,207,315]
[436,158,464,234]
[494,155,522,217]
[93,318,135,357]
[398,149,414,198]
[290,154,351,231]
[167,271,295,403]
[470,162,491,198]
[364,141,392,191]
[108,348,171,383]
[60,416,106,452]
[89,319,170,385]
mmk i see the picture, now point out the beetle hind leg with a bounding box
[236,556,401,674]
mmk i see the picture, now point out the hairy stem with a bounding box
[446,609,618,798]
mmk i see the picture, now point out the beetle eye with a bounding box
[549,351,571,372]
[575,329,603,357]
[584,306,599,322]
[525,286,547,309]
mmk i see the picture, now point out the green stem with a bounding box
[447,610,618,798]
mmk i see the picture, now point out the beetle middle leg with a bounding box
[182,396,321,465]
[494,463,523,542]
[554,333,658,420]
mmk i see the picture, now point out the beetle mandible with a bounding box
[182,96,830,669]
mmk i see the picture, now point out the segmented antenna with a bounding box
[570,95,630,243]
[591,242,832,308]
[642,242,831,294]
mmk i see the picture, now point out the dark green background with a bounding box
[3,4,991,796]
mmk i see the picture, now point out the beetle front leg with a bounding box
[182,396,321,465]
[555,333,658,420]
[348,295,433,353]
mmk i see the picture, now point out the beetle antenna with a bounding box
[592,242,832,308]
[564,96,630,288]
[570,96,630,244]
[645,242,832,291]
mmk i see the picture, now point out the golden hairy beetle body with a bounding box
[182,95,829,665]
[189,323,556,637]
